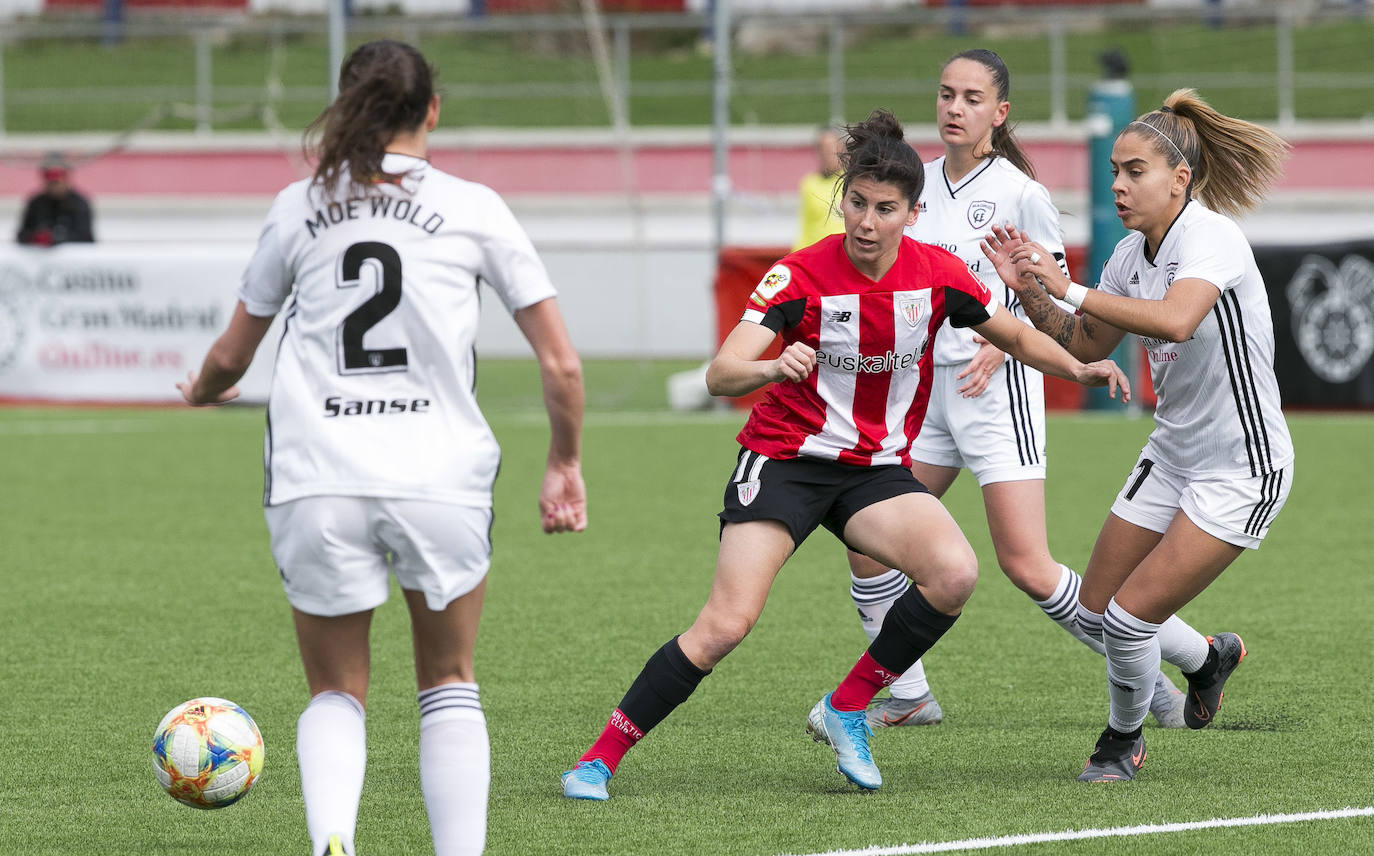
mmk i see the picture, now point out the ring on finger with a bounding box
[1029,251,1041,264]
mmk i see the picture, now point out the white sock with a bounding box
[298,691,366,856]
[851,569,930,699]
[1032,564,1106,655]
[1102,598,1161,734]
[1075,601,1104,647]
[1157,614,1210,673]
[418,683,489,856]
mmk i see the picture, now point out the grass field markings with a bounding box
[779,806,1374,856]
[0,418,176,435]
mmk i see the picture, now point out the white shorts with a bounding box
[1110,457,1293,550]
[909,359,1047,486]
[265,496,492,617]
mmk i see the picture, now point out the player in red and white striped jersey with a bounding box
[732,231,995,467]
[849,49,1187,733]
[562,109,1128,800]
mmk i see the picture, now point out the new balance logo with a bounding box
[1129,271,1140,285]
[827,311,853,323]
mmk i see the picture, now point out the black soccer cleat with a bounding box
[1077,728,1146,782]
[1182,632,1247,729]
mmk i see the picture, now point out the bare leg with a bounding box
[678,520,794,669]
[404,582,491,856]
[293,608,373,856]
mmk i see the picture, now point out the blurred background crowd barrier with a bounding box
[0,0,1370,406]
[0,2,1371,133]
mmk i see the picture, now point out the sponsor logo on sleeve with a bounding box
[749,264,792,307]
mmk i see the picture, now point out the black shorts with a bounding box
[718,448,929,549]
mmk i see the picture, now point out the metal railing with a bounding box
[0,4,1371,137]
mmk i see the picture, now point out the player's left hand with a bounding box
[955,336,1004,398]
[980,223,1034,291]
[1073,358,1132,403]
[176,371,240,406]
[539,460,587,534]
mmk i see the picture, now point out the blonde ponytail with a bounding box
[1124,88,1289,217]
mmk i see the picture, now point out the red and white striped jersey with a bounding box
[736,234,996,467]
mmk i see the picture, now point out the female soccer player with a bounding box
[178,40,587,855]
[982,89,1293,782]
[561,109,1128,800]
[846,49,1183,731]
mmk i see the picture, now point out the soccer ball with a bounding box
[152,697,264,809]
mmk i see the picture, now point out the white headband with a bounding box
[1130,120,1188,168]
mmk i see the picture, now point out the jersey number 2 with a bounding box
[336,241,407,374]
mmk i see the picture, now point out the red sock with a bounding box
[579,708,644,774]
[830,651,898,711]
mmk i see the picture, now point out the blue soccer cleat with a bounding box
[561,759,612,801]
[806,693,882,790]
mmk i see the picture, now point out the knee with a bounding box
[997,554,1059,599]
[917,543,978,610]
[688,610,754,664]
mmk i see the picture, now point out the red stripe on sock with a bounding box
[579,708,644,774]
[831,651,897,711]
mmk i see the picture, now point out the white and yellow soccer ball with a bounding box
[152,697,264,809]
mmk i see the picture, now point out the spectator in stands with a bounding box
[16,152,95,246]
[793,125,845,250]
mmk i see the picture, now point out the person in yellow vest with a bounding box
[794,126,845,250]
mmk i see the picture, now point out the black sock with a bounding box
[1185,644,1219,679]
[615,636,711,736]
[867,586,959,675]
[1106,725,1143,741]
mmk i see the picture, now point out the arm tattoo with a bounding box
[1019,281,1081,349]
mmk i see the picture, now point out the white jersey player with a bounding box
[844,49,1187,732]
[178,40,586,856]
[985,89,1294,783]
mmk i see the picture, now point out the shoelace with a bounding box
[571,761,608,783]
[838,711,874,763]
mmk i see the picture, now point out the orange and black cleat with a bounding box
[1077,728,1146,782]
[1182,632,1247,729]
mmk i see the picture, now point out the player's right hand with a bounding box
[774,342,817,383]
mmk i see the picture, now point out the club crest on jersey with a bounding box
[896,296,928,328]
[737,479,761,507]
[966,200,995,229]
[1166,262,1179,287]
[749,265,792,307]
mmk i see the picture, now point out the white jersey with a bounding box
[238,153,557,507]
[1100,201,1293,477]
[908,156,1067,365]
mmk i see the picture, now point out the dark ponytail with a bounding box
[945,48,1035,180]
[305,40,435,197]
[840,108,924,207]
